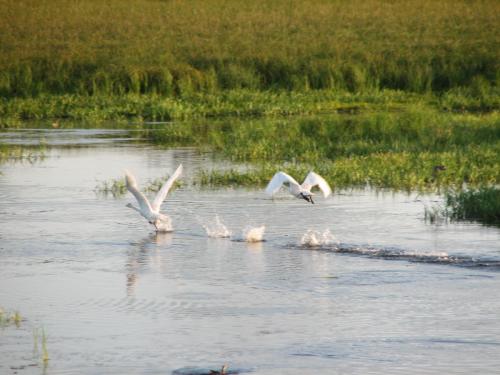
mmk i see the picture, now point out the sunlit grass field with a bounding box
[1,0,499,98]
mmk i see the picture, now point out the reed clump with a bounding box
[0,0,498,99]
[446,188,500,225]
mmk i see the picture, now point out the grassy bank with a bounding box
[1,88,499,126]
[139,109,500,191]
[0,89,425,125]
[0,0,498,98]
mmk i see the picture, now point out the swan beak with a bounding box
[301,193,314,204]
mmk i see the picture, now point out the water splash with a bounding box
[155,216,173,232]
[243,225,266,243]
[300,229,339,248]
[202,215,232,238]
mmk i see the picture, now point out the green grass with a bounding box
[141,109,500,191]
[446,187,500,225]
[0,0,498,98]
[1,88,498,125]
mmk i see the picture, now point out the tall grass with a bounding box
[446,188,500,225]
[0,0,498,97]
[144,110,500,191]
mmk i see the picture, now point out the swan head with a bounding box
[300,192,314,204]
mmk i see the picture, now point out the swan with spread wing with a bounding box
[265,171,332,204]
[125,164,183,231]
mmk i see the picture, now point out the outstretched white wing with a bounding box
[151,164,183,212]
[125,170,154,215]
[301,171,332,197]
[265,171,301,196]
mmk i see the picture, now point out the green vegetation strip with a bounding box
[1,89,499,125]
[139,110,500,192]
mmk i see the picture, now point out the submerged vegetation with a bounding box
[94,174,183,197]
[94,178,127,198]
[0,307,22,328]
[0,143,46,163]
[446,188,500,225]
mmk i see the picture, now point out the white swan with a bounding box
[265,171,332,204]
[125,164,183,231]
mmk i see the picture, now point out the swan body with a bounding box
[125,164,183,231]
[265,171,332,204]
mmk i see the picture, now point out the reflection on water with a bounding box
[126,232,173,295]
[1,128,500,374]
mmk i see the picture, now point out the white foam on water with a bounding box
[155,216,173,232]
[202,215,232,238]
[300,229,339,248]
[243,225,266,242]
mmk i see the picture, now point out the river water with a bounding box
[1,127,500,374]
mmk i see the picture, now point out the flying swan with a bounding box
[125,164,183,231]
[265,171,332,204]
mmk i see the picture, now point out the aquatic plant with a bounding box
[144,175,183,193]
[0,307,23,328]
[32,327,50,364]
[95,173,183,198]
[94,178,127,197]
[41,328,49,363]
[0,143,46,164]
[445,188,500,225]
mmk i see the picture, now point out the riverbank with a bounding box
[1,88,499,126]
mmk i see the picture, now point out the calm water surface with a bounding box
[1,128,500,374]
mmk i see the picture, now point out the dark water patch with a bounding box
[292,243,500,270]
[427,338,500,346]
[172,366,251,375]
[0,128,135,146]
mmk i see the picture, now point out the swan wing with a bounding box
[265,171,301,196]
[125,170,153,215]
[151,164,183,212]
[301,171,332,197]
